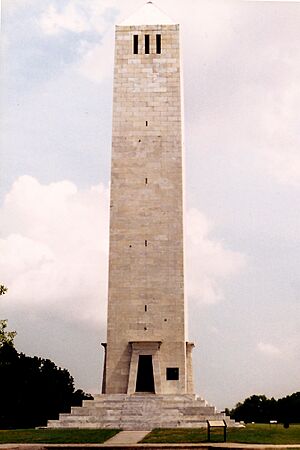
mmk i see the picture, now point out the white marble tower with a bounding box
[47,3,235,429]
[103,0,194,397]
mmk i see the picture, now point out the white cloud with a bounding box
[39,4,89,35]
[2,0,37,15]
[77,29,114,83]
[264,147,300,188]
[0,176,109,326]
[38,1,119,36]
[1,234,54,279]
[178,1,300,191]
[257,342,281,357]
[0,178,245,331]
[186,208,245,305]
[260,82,300,187]
[37,1,117,83]
[258,333,300,361]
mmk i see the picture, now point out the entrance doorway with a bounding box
[135,355,155,392]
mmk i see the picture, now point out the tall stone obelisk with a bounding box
[47,2,235,430]
[103,1,194,396]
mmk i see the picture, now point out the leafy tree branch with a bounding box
[0,285,17,348]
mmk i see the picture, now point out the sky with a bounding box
[0,0,300,410]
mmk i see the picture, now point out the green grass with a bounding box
[141,424,300,445]
[0,428,119,444]
[1,424,300,445]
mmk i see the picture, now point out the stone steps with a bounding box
[47,394,236,430]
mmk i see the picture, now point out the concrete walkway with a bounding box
[104,430,151,445]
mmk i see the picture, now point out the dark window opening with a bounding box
[166,367,179,380]
[129,245,132,248]
[146,121,148,126]
[144,327,147,331]
[156,34,161,54]
[164,318,167,322]
[133,35,138,54]
[136,355,154,392]
[145,34,150,54]
[145,177,148,184]
[145,305,147,312]
[145,239,148,247]
[138,139,141,142]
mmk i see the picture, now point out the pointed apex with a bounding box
[119,1,176,26]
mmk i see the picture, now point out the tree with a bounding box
[0,285,93,428]
[277,392,300,424]
[0,285,17,348]
[229,395,269,423]
[229,393,300,423]
[0,343,93,428]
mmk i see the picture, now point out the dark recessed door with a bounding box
[135,355,155,393]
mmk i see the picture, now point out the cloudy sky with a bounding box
[1,0,300,410]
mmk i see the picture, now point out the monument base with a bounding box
[47,394,236,430]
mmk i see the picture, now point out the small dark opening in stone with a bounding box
[156,34,161,54]
[166,367,179,380]
[133,35,138,54]
[145,34,150,54]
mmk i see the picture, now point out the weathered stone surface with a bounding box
[47,394,235,430]
[105,20,190,396]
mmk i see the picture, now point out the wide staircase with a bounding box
[47,394,236,430]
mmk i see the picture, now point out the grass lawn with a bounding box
[141,424,300,444]
[0,428,119,444]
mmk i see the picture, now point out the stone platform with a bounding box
[47,394,236,430]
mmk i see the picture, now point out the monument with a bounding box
[48,1,234,429]
[104,0,192,398]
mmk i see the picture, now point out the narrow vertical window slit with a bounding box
[133,35,138,54]
[156,34,161,54]
[145,34,150,54]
